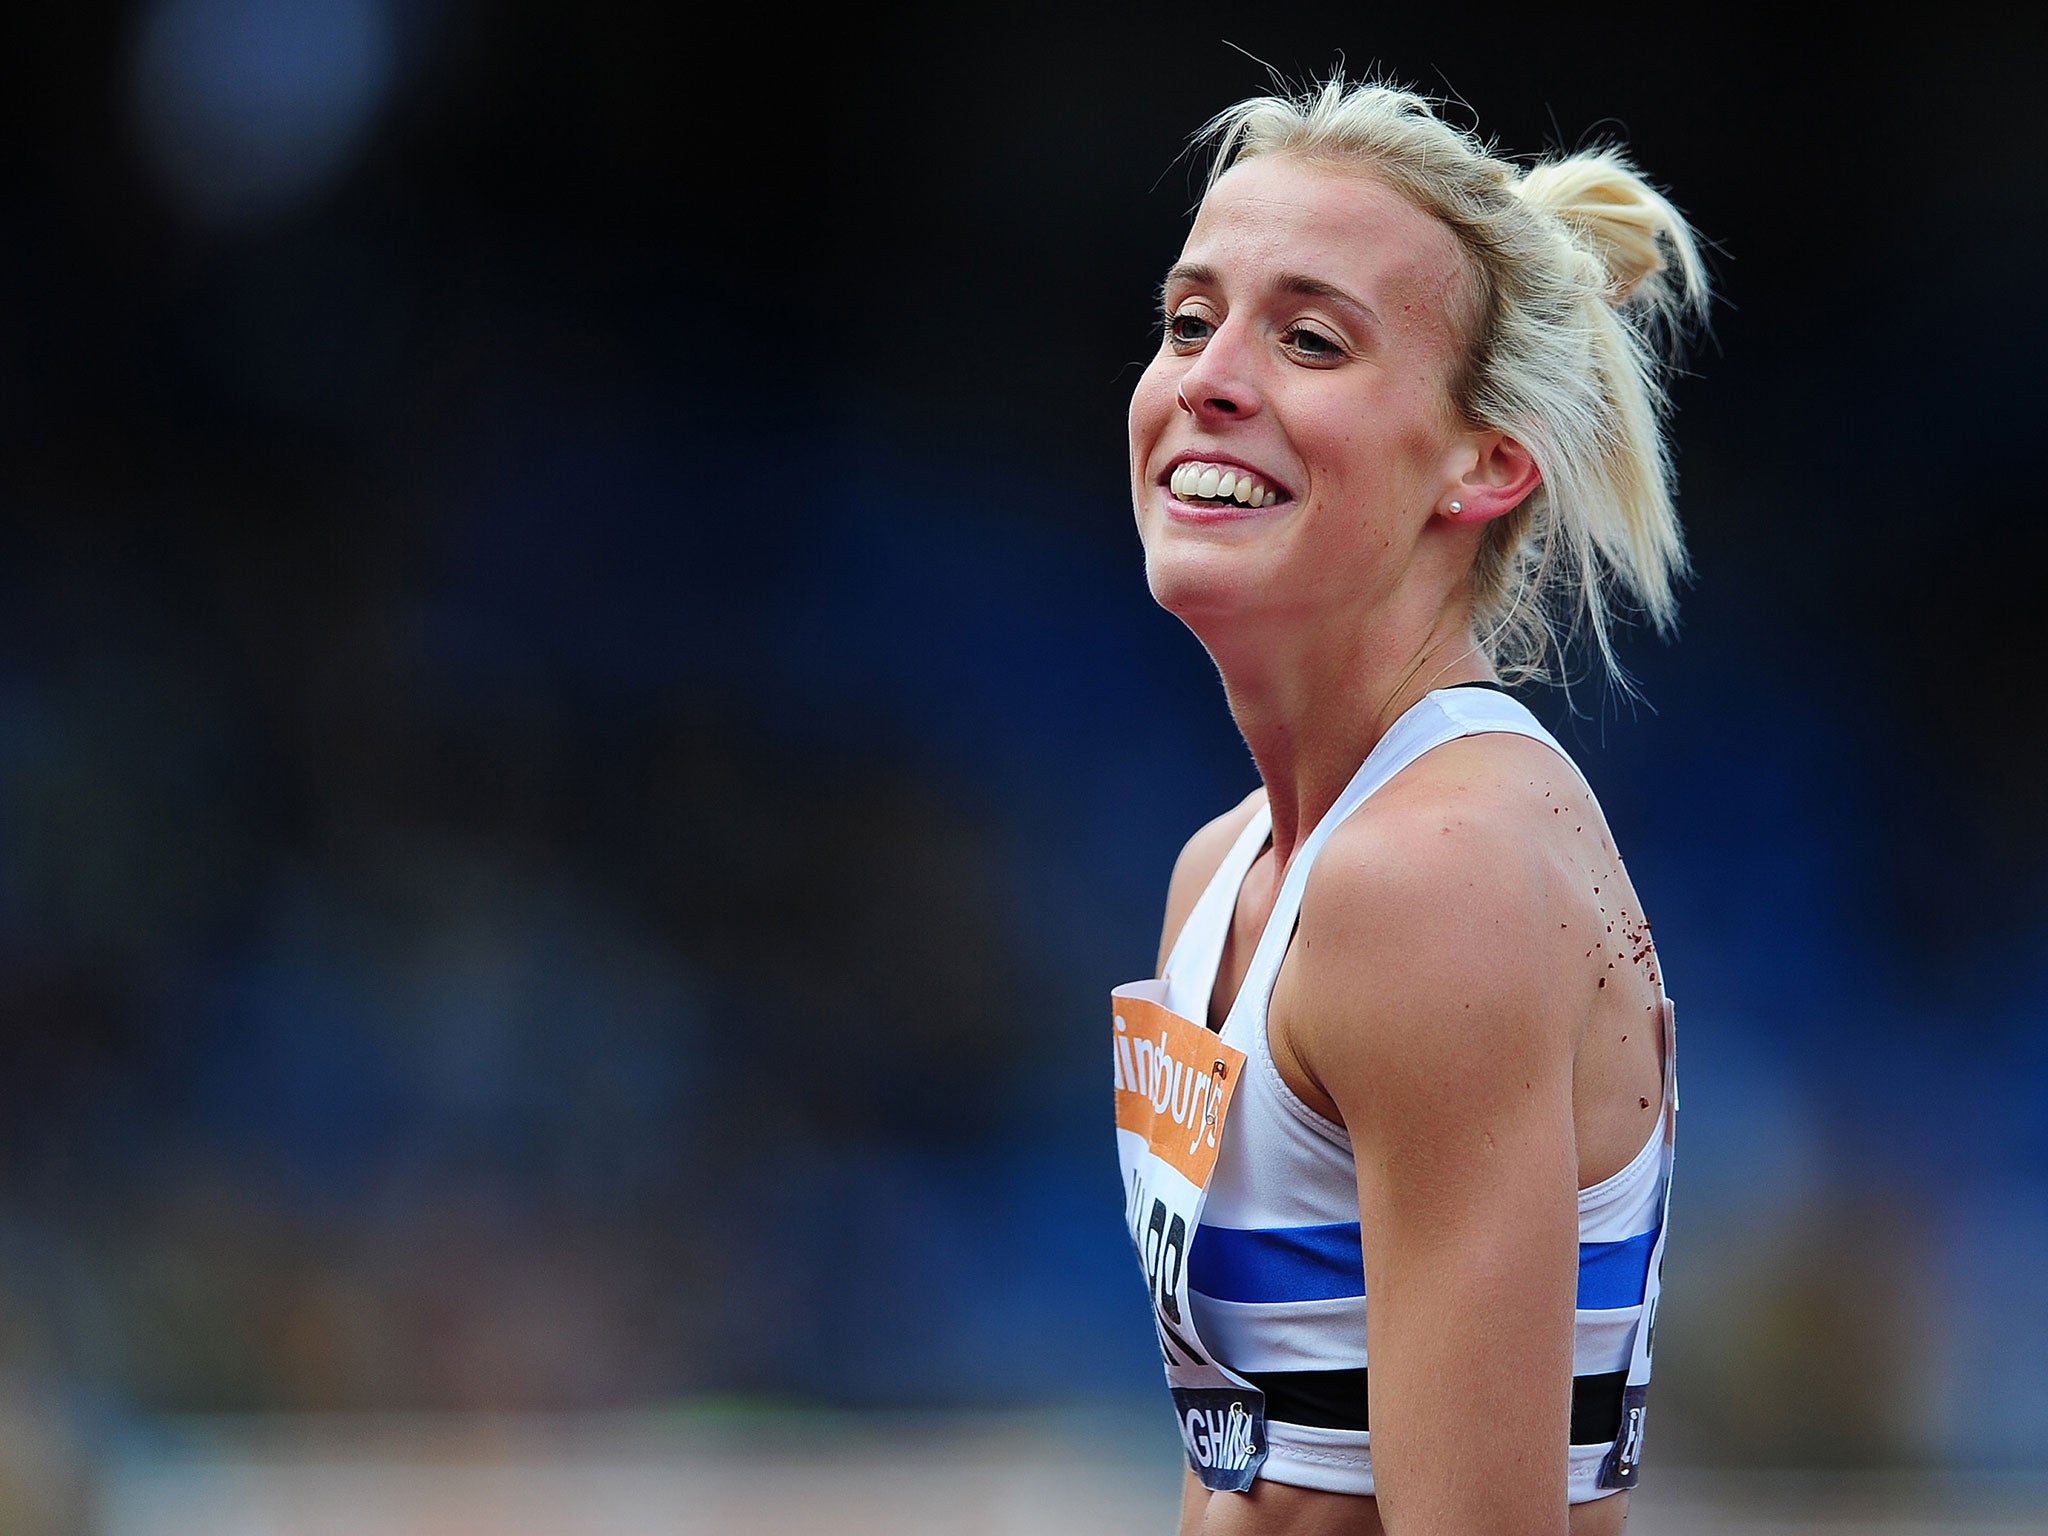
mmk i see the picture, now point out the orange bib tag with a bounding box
[1113,989,1246,1185]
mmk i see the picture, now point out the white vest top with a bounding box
[1148,685,1677,1501]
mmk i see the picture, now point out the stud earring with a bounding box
[1448,500,1464,514]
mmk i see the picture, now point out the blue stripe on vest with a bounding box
[1577,1228,1659,1310]
[1188,1222,1364,1304]
[1186,1221,1661,1309]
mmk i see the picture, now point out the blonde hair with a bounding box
[1198,77,1708,686]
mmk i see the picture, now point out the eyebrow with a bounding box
[1161,262,1381,334]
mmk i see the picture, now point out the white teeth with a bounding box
[1168,460,1281,508]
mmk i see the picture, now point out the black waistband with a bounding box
[1239,1366,1629,1447]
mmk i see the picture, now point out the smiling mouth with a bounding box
[1167,461,1288,509]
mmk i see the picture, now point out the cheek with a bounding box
[1127,354,1178,468]
[1313,382,1453,492]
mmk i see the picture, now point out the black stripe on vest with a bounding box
[1239,1367,1631,1446]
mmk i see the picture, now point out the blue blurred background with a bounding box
[2,2,2045,1528]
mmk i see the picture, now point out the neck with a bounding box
[1202,596,1493,870]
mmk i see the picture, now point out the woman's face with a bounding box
[1129,154,1480,639]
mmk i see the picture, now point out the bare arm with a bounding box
[1281,797,1583,1536]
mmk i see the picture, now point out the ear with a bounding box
[1437,430,1541,525]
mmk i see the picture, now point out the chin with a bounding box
[1143,541,1262,630]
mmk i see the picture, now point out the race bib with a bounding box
[1113,981,1269,1491]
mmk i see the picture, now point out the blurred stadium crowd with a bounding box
[0,1,2044,1528]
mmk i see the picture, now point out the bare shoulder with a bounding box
[1303,731,1592,966]
[1284,732,1606,1094]
[1155,786,1267,973]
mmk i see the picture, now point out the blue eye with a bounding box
[1166,312,1213,348]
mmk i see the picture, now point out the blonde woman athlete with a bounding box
[1112,79,1706,1536]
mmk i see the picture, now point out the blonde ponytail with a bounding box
[1518,151,1705,306]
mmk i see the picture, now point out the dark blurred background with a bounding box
[2,2,2045,1528]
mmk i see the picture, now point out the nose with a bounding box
[1175,321,1260,423]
